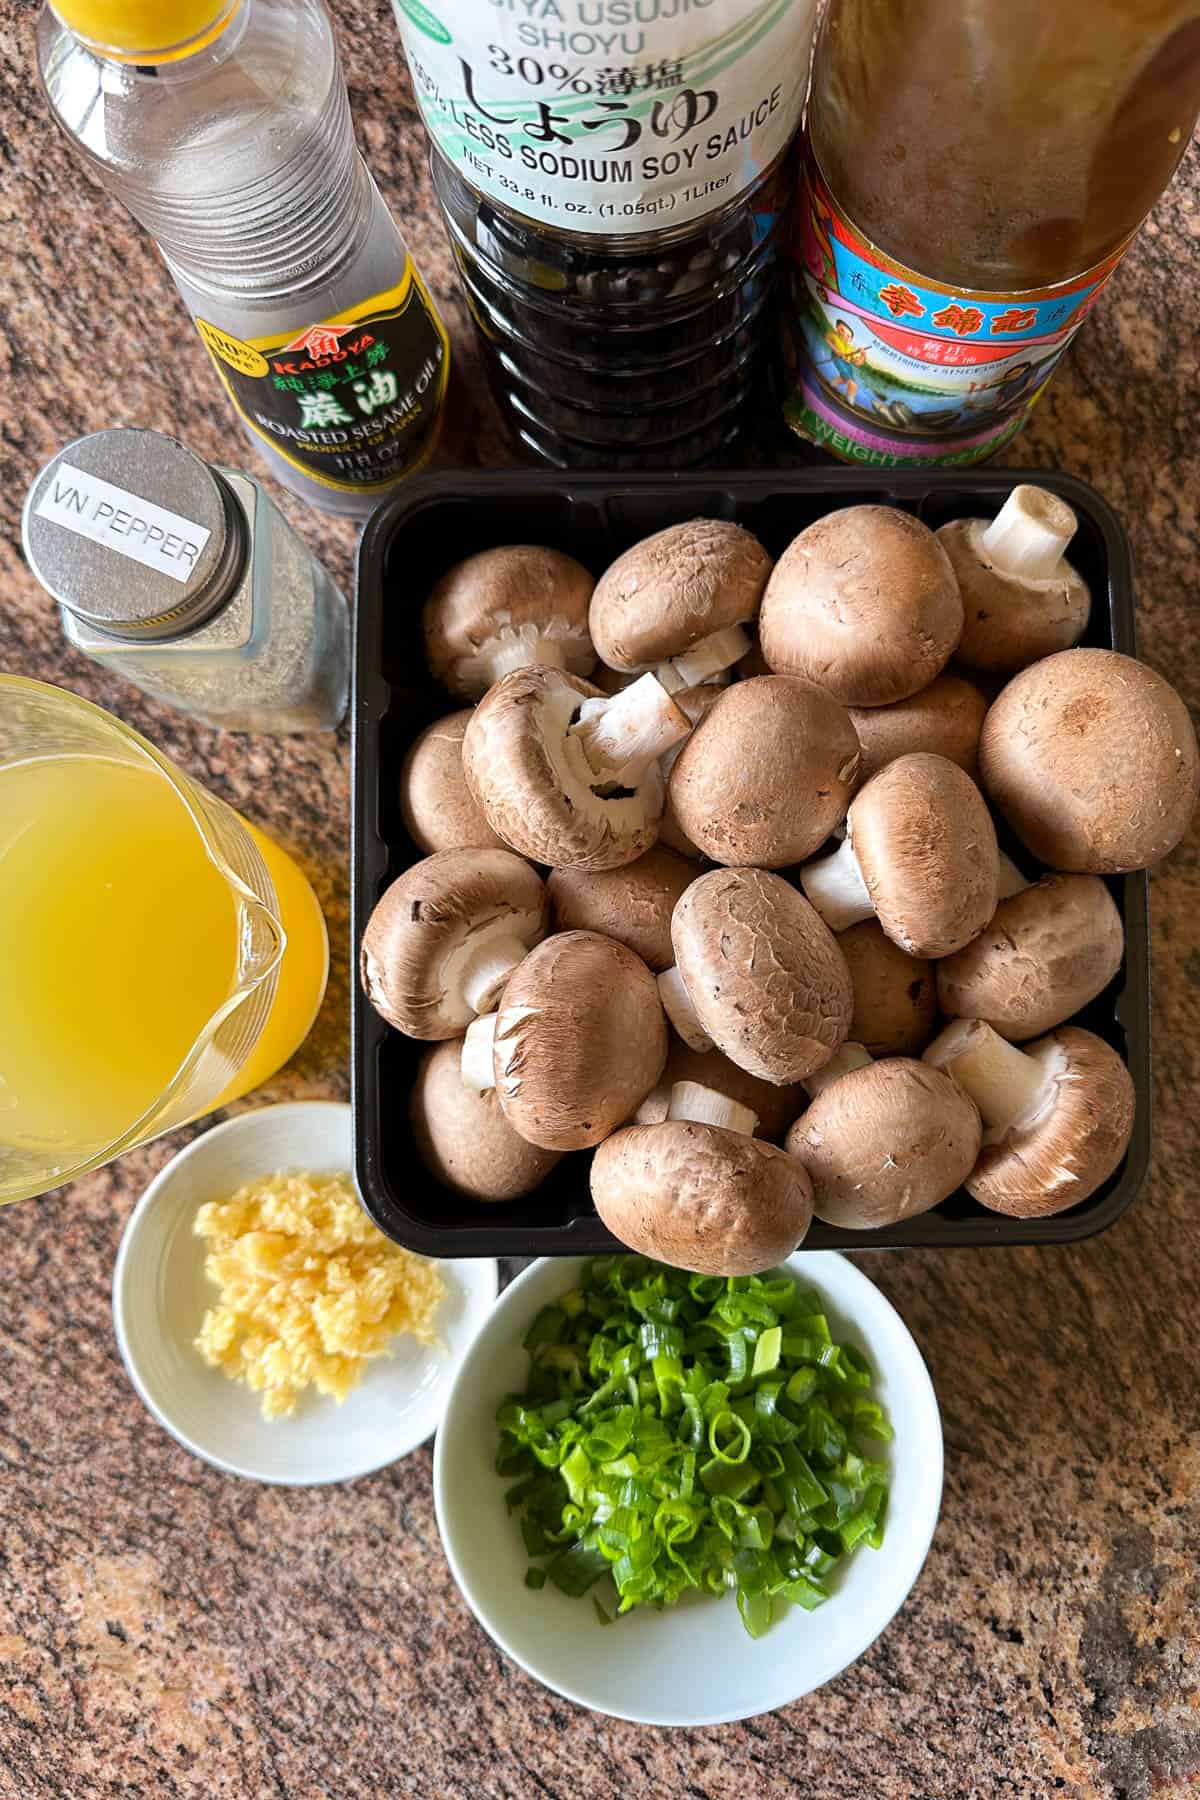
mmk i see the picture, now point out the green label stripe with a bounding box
[686,0,797,92]
[419,0,791,128]
[394,0,451,45]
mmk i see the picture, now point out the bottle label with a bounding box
[33,461,211,583]
[391,0,815,235]
[782,152,1127,466]
[195,265,450,494]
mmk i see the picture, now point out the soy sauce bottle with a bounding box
[781,0,1200,466]
[391,1,818,468]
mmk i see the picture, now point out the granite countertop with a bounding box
[1,4,1199,1795]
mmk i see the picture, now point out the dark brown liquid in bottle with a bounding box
[432,153,789,470]
[810,0,1200,289]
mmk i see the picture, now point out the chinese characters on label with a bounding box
[195,269,450,493]
[782,153,1126,467]
[391,0,815,235]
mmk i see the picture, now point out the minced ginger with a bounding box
[193,1170,445,1419]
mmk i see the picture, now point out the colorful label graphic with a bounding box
[195,266,450,493]
[782,152,1127,466]
[391,0,815,235]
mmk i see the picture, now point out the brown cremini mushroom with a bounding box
[361,846,550,1044]
[589,665,638,696]
[463,931,666,1151]
[758,507,963,706]
[936,874,1124,1041]
[657,683,726,859]
[838,920,937,1057]
[997,852,1031,900]
[655,963,714,1054]
[671,868,852,1084]
[734,634,772,682]
[800,753,999,958]
[634,1038,808,1143]
[785,1055,981,1230]
[978,649,1199,873]
[462,666,690,872]
[360,847,547,1040]
[594,666,731,698]
[423,545,595,700]
[667,676,861,868]
[591,1081,814,1275]
[800,1041,874,1097]
[399,710,506,855]
[589,518,771,689]
[546,845,693,974]
[410,1040,562,1202]
[937,485,1090,674]
[848,672,988,784]
[923,1019,1134,1217]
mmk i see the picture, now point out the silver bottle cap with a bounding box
[21,428,248,641]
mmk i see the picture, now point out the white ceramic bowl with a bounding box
[434,1251,942,1726]
[113,1101,498,1485]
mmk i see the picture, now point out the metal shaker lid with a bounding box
[21,428,247,641]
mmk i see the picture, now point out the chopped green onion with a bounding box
[699,1456,762,1501]
[524,1306,567,1350]
[496,1258,892,1638]
[785,1366,819,1408]
[707,1409,752,1464]
[546,1541,610,1597]
[751,1325,783,1377]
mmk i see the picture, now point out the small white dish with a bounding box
[113,1101,498,1485]
[434,1251,942,1726]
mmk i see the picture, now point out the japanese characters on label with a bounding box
[391,0,815,234]
[782,156,1127,467]
[196,269,450,492]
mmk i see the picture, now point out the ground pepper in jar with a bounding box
[22,429,348,734]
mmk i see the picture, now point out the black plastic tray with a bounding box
[352,469,1151,1258]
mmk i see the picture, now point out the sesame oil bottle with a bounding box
[38,0,450,516]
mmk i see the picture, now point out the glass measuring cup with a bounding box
[0,676,329,1203]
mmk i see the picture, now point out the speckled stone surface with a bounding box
[1,5,1199,1795]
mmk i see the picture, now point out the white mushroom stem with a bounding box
[634,1080,671,1126]
[461,1005,535,1093]
[800,835,873,931]
[470,622,568,688]
[459,931,530,1016]
[439,909,544,1022]
[656,626,752,694]
[924,1020,1052,1135]
[461,1012,499,1092]
[667,1080,758,1137]
[996,852,1030,901]
[657,966,714,1052]
[570,673,690,785]
[803,1042,872,1099]
[979,485,1078,580]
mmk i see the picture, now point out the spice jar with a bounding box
[22,429,349,733]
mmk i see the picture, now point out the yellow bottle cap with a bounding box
[50,0,234,60]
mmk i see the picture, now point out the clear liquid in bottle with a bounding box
[39,0,451,516]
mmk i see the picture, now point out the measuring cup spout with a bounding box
[0,677,326,1206]
[236,894,287,992]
